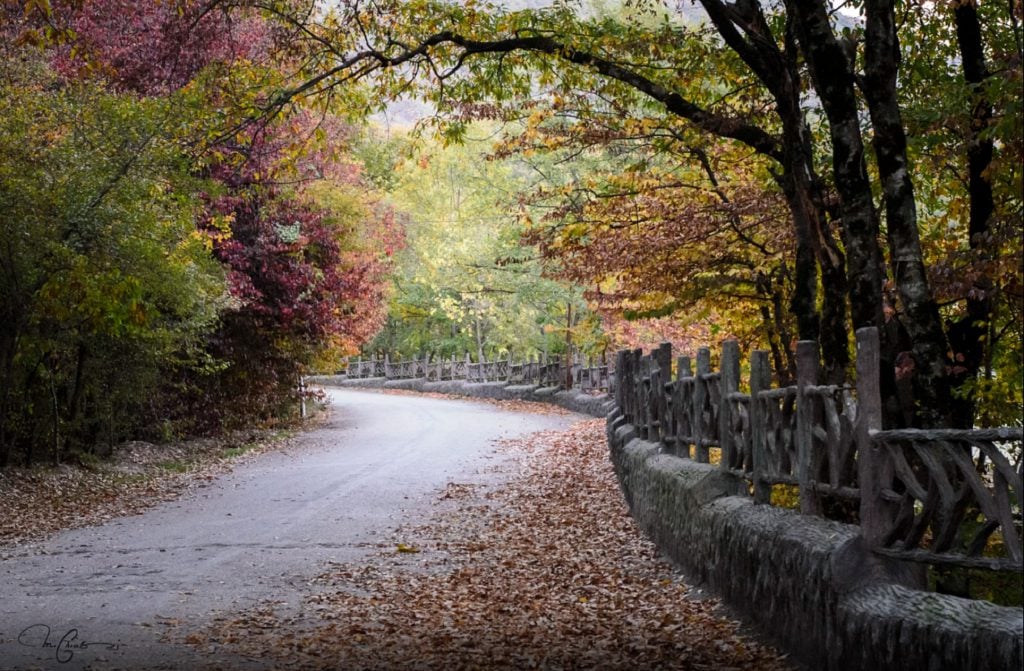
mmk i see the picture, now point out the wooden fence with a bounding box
[344,352,613,393]
[612,327,1023,573]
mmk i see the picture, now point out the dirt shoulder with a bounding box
[0,416,322,553]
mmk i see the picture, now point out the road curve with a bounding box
[0,388,579,670]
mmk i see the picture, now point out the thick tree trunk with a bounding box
[699,0,850,382]
[785,0,882,390]
[946,0,996,427]
[774,78,852,387]
[862,0,953,428]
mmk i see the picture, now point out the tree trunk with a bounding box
[698,0,851,382]
[946,0,996,428]
[862,0,953,428]
[786,0,882,387]
[62,342,89,456]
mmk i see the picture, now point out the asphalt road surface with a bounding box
[0,388,578,670]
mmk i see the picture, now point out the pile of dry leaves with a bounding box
[193,419,793,671]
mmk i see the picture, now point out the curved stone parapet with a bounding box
[606,412,1024,671]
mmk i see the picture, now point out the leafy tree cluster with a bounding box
[248,0,1020,428]
[0,0,397,465]
[359,125,604,363]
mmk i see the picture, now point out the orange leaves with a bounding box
[186,418,792,670]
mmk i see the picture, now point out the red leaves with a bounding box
[52,0,267,95]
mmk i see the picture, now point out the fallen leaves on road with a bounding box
[192,420,793,670]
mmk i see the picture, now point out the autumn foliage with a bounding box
[0,0,399,463]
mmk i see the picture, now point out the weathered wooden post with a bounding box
[614,350,627,411]
[749,350,772,503]
[719,340,740,472]
[620,351,629,423]
[464,352,471,381]
[796,340,822,516]
[693,347,711,463]
[619,351,630,423]
[649,362,662,445]
[675,356,692,458]
[384,353,392,380]
[856,327,892,545]
[639,355,652,440]
[653,343,672,445]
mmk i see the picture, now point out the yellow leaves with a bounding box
[21,0,52,19]
[396,543,421,554]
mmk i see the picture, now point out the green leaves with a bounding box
[367,123,588,359]
[0,48,226,462]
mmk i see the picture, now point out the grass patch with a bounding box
[969,568,1024,607]
[222,445,252,458]
[157,459,191,473]
[930,566,1023,607]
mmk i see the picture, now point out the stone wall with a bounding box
[607,414,1024,671]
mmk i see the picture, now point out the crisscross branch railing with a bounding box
[869,427,1023,571]
[341,352,613,392]
[610,327,1023,573]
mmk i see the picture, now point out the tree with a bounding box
[0,46,225,464]
[0,0,402,460]
[498,108,799,379]
[247,0,1022,428]
[190,119,399,427]
[49,0,402,429]
[364,124,590,361]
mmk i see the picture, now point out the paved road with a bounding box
[0,389,577,670]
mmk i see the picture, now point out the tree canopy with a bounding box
[0,0,400,464]
[245,0,1021,428]
[2,0,1020,468]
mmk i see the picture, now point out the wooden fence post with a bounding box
[615,350,626,411]
[796,340,822,516]
[693,348,711,463]
[654,343,672,445]
[750,350,771,504]
[719,340,740,472]
[384,353,392,380]
[648,362,661,444]
[624,350,636,425]
[675,356,692,458]
[856,327,891,545]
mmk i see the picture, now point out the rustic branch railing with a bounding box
[341,353,613,393]
[610,327,1023,573]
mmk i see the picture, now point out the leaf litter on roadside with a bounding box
[192,419,793,671]
[0,427,313,552]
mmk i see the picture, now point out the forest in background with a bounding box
[1,0,1021,466]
